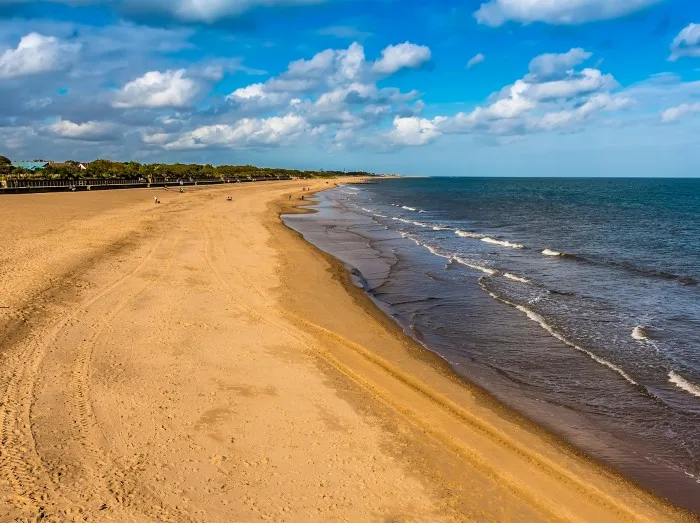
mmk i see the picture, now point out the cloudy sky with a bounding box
[1,0,699,176]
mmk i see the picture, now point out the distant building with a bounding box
[78,163,88,170]
[11,161,49,171]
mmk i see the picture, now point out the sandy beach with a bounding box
[0,179,691,522]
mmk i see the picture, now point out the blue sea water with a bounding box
[284,177,700,512]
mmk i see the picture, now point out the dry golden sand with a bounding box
[0,180,691,522]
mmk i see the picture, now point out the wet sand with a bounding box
[0,180,691,521]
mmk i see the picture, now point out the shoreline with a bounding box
[0,180,692,520]
[277,181,696,519]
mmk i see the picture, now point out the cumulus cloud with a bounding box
[226,82,290,111]
[112,69,204,109]
[372,42,432,75]
[669,23,700,61]
[436,50,627,138]
[525,68,617,100]
[0,32,80,79]
[526,48,592,81]
[225,42,421,118]
[48,118,117,141]
[149,114,313,150]
[474,0,662,27]
[660,102,700,122]
[531,93,631,131]
[466,53,485,69]
[387,116,443,146]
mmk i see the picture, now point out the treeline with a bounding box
[0,156,373,181]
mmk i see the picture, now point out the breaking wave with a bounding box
[504,273,531,284]
[481,237,524,250]
[669,371,700,398]
[481,284,639,386]
[542,249,564,256]
[455,230,484,239]
[453,257,497,275]
[632,326,649,341]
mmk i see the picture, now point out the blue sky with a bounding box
[1,0,700,176]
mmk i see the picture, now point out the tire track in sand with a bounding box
[0,236,186,520]
[58,232,191,521]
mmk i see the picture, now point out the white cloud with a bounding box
[526,68,617,100]
[660,102,700,122]
[48,118,117,141]
[532,93,632,131]
[387,116,443,146]
[436,50,627,139]
[466,53,485,69]
[226,82,290,110]
[0,0,330,23]
[670,23,700,61]
[464,80,537,124]
[0,32,80,79]
[151,114,312,149]
[526,48,591,81]
[474,0,662,27]
[372,42,431,75]
[112,69,202,109]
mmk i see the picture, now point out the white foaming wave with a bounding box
[516,305,638,386]
[542,249,563,256]
[481,285,638,386]
[669,371,700,398]
[455,230,484,239]
[481,237,525,250]
[401,206,417,211]
[418,210,427,213]
[393,217,431,228]
[426,245,450,260]
[504,273,531,284]
[400,233,451,260]
[453,257,497,276]
[632,326,649,341]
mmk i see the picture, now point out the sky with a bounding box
[1,0,700,176]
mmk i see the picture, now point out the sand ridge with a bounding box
[0,181,691,521]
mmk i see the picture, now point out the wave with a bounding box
[432,226,449,231]
[481,284,638,386]
[481,237,525,250]
[453,257,497,276]
[400,233,451,260]
[542,249,564,257]
[669,371,700,398]
[361,207,388,218]
[540,249,698,286]
[418,210,427,213]
[401,206,417,211]
[454,230,524,249]
[392,217,431,228]
[455,230,484,239]
[504,273,531,284]
[632,326,649,341]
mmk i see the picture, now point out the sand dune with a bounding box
[0,180,690,521]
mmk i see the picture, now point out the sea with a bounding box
[283,177,700,513]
